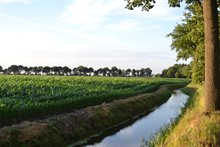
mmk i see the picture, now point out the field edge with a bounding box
[0,84,186,147]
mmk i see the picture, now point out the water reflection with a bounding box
[71,90,189,147]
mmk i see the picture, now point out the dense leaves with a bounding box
[168,4,205,83]
[161,64,192,78]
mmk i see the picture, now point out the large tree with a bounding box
[167,4,205,83]
[203,0,220,111]
[126,0,220,111]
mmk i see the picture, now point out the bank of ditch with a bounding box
[0,84,186,147]
[148,84,220,146]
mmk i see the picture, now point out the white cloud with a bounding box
[59,0,125,26]
[0,0,31,4]
[59,0,183,31]
[1,14,123,45]
[105,20,139,32]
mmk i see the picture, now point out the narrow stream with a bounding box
[71,90,189,147]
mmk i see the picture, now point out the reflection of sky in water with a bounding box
[86,90,189,147]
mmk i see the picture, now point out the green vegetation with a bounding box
[149,85,220,146]
[160,64,192,78]
[168,4,205,83]
[126,1,220,145]
[0,65,153,77]
[0,75,189,125]
[0,84,187,147]
[127,0,220,111]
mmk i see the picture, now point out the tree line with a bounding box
[156,64,192,78]
[0,65,153,77]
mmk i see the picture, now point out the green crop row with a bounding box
[0,75,190,125]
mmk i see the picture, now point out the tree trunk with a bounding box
[203,0,220,111]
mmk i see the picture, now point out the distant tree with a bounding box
[51,66,58,75]
[131,69,136,77]
[161,64,191,78]
[93,70,99,76]
[126,69,131,76]
[145,68,152,77]
[102,67,110,76]
[181,64,192,78]
[37,66,43,75]
[63,66,71,76]
[72,68,77,75]
[88,67,94,76]
[101,68,107,76]
[0,66,3,74]
[23,66,30,74]
[139,68,145,77]
[51,66,63,75]
[136,70,140,77]
[111,66,118,76]
[57,66,64,75]
[76,66,88,76]
[161,69,168,78]
[18,65,24,74]
[118,69,123,76]
[29,67,34,75]
[97,68,103,76]
[42,66,51,75]
[167,68,175,78]
[121,69,127,77]
[8,65,19,74]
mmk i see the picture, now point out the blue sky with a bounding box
[0,0,187,73]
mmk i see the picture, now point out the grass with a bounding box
[148,84,220,146]
[0,75,190,125]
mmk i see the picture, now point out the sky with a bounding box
[0,0,188,74]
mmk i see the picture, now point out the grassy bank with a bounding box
[150,84,220,146]
[0,84,186,147]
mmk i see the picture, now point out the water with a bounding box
[72,90,189,147]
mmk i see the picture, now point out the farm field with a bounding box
[0,75,189,124]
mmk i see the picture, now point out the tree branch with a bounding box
[196,0,202,9]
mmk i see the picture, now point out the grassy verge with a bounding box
[148,84,220,146]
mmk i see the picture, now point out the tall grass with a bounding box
[147,84,220,146]
[144,84,198,146]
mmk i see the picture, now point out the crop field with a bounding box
[0,75,189,124]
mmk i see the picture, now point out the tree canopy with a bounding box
[168,4,205,83]
[126,0,220,110]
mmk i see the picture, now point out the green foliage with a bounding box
[167,4,205,83]
[0,75,189,125]
[146,86,198,146]
[167,3,219,84]
[125,0,197,11]
[125,1,205,83]
[162,64,192,78]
